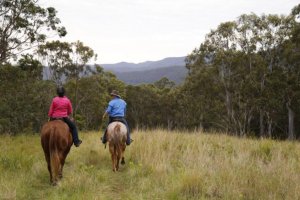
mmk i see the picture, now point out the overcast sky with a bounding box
[40,0,299,64]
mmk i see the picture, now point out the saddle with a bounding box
[49,117,72,132]
[110,117,126,124]
[50,117,64,121]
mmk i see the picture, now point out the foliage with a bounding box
[0,0,66,64]
[0,61,54,134]
[177,5,300,138]
[37,40,72,84]
[65,69,126,130]
[122,4,300,139]
[126,80,176,129]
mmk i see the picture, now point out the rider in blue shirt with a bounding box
[101,90,132,145]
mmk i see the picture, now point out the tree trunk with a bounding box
[266,112,272,138]
[259,74,266,138]
[167,119,173,131]
[224,87,233,132]
[0,37,8,64]
[287,101,295,140]
[267,121,272,138]
[259,110,264,138]
[199,113,204,132]
[73,78,79,120]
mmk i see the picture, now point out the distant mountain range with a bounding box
[43,56,188,85]
[101,56,187,84]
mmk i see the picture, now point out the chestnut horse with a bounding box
[41,120,73,185]
[106,122,127,172]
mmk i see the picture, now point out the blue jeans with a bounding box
[102,117,131,145]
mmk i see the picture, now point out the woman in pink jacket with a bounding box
[48,86,82,147]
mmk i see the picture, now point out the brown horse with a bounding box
[41,120,73,185]
[106,122,127,172]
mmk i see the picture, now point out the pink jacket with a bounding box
[48,96,72,118]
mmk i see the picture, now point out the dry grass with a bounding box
[0,130,300,199]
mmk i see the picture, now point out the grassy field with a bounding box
[0,130,300,200]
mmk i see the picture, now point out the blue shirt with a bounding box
[106,97,127,117]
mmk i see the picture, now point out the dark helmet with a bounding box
[57,86,65,97]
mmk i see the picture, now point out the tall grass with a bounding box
[0,130,300,199]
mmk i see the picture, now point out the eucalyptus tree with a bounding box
[184,4,300,138]
[255,14,290,137]
[178,65,224,131]
[250,6,300,139]
[37,40,72,84]
[0,56,54,134]
[186,21,254,134]
[64,41,96,119]
[38,40,97,120]
[64,69,125,130]
[0,0,66,64]
[278,4,300,139]
[153,77,175,89]
[126,84,168,129]
[234,11,300,138]
[152,78,177,129]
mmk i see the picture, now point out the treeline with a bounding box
[129,6,300,139]
[0,1,300,139]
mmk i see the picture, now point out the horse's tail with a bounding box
[113,124,123,158]
[49,127,60,182]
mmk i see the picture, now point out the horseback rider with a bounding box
[101,90,132,145]
[48,86,82,147]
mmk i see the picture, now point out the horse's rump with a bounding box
[41,120,71,151]
[107,123,126,143]
[106,122,127,171]
[41,120,72,185]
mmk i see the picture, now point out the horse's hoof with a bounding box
[121,160,125,165]
[51,181,57,186]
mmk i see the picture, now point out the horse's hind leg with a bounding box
[121,145,126,165]
[109,145,117,172]
[43,151,53,183]
[111,154,117,172]
[116,144,124,170]
[58,153,66,179]
[59,145,71,179]
[46,158,53,183]
[116,155,120,171]
[47,163,53,183]
[50,150,62,186]
[52,162,61,186]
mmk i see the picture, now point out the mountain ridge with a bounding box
[100,56,186,72]
[114,65,187,85]
[43,56,188,84]
[100,56,187,84]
